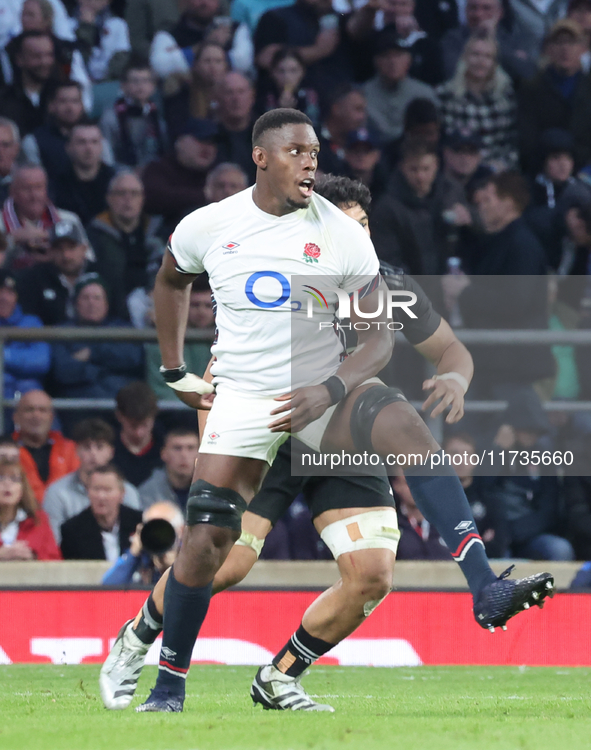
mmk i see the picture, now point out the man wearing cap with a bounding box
[519,19,591,174]
[363,27,437,143]
[342,126,388,202]
[16,219,97,326]
[143,118,219,230]
[442,130,493,194]
[0,269,50,400]
[0,164,87,270]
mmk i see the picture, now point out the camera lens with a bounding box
[140,519,176,555]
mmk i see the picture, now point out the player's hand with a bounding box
[268,385,332,433]
[129,524,143,557]
[422,378,465,423]
[173,390,216,410]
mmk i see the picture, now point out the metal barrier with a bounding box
[0,326,590,433]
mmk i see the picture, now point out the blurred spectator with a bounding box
[143,119,218,229]
[256,47,320,127]
[254,0,356,95]
[0,456,61,561]
[146,276,213,398]
[443,433,509,557]
[440,0,536,83]
[0,233,7,269]
[0,31,61,135]
[215,72,256,182]
[100,60,167,168]
[204,162,248,203]
[317,85,367,176]
[13,389,79,503]
[125,0,180,58]
[492,396,574,560]
[348,3,444,86]
[519,20,591,175]
[73,0,131,82]
[393,474,452,560]
[3,0,93,111]
[0,436,20,462]
[370,139,468,274]
[0,269,50,399]
[0,118,20,205]
[1,165,86,270]
[437,30,518,169]
[448,173,556,392]
[138,428,199,511]
[113,381,163,487]
[163,42,229,132]
[51,276,144,399]
[16,219,95,325]
[363,28,437,142]
[43,417,140,543]
[171,0,226,49]
[88,171,164,322]
[508,0,569,60]
[21,81,113,179]
[442,129,492,194]
[569,0,591,72]
[564,466,591,559]
[102,500,184,584]
[2,0,79,45]
[53,122,115,225]
[232,0,293,35]
[60,463,142,560]
[383,96,441,169]
[527,128,591,269]
[342,126,388,201]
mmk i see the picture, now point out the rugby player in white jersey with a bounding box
[100,112,553,713]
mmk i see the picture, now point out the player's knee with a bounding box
[349,386,408,453]
[186,480,247,533]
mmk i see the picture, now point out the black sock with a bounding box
[405,451,496,599]
[272,625,335,678]
[133,593,163,645]
[154,568,212,695]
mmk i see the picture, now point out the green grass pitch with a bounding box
[1,664,590,750]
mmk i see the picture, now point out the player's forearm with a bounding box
[430,339,473,385]
[153,264,193,369]
[334,333,393,393]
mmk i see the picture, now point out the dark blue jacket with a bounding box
[0,305,51,398]
[51,319,144,398]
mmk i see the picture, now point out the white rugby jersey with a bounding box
[170,187,380,396]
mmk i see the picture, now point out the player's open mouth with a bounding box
[298,178,315,198]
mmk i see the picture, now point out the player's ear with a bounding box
[252,146,268,171]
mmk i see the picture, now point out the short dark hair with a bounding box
[270,46,305,71]
[568,0,591,13]
[0,434,18,449]
[489,170,530,214]
[14,30,54,55]
[443,432,476,451]
[72,418,115,446]
[164,427,199,445]
[88,463,125,487]
[404,98,439,130]
[47,80,83,102]
[314,174,372,214]
[400,137,438,162]
[252,108,313,147]
[116,382,158,420]
[121,56,153,81]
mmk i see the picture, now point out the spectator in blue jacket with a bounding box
[0,269,50,399]
[51,274,143,400]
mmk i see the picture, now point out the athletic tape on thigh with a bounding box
[235,530,265,558]
[186,480,247,532]
[350,386,407,454]
[320,509,400,559]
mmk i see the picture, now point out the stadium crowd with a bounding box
[0,0,591,575]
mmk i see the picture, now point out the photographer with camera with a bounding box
[102,500,184,585]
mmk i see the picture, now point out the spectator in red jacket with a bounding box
[0,455,61,560]
[13,389,79,503]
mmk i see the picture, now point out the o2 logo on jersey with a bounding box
[245,271,291,309]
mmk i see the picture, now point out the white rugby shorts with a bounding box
[199,380,383,464]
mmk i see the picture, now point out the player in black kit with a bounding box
[100,175,553,714]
